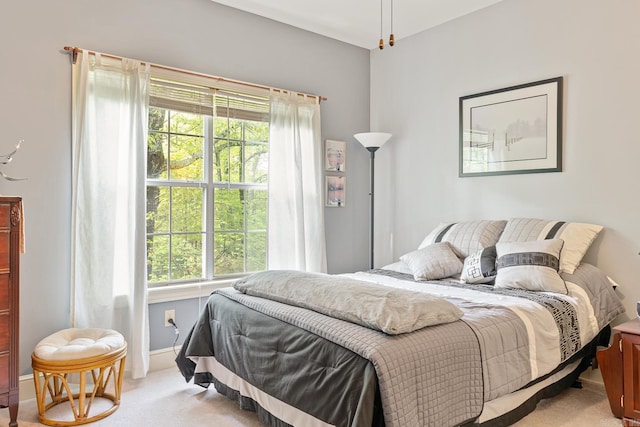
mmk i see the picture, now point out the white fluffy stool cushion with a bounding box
[34,328,125,361]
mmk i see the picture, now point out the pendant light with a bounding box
[379,0,384,49]
[379,0,396,50]
[389,0,395,46]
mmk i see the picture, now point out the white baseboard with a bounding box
[579,366,604,386]
[149,345,182,372]
[19,346,182,402]
[18,374,35,401]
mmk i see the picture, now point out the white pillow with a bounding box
[461,246,497,284]
[400,242,463,281]
[380,261,414,275]
[498,218,602,274]
[418,220,507,258]
[494,239,567,294]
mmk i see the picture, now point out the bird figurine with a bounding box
[0,140,26,181]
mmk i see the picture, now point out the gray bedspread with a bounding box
[179,292,380,427]
[178,263,624,427]
[216,287,484,427]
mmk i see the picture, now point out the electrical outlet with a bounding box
[164,309,175,327]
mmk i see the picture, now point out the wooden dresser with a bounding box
[598,318,640,427]
[0,197,21,427]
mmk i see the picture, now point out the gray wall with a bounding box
[370,0,640,322]
[7,0,634,374]
[0,0,370,371]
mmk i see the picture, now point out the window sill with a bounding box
[147,278,241,304]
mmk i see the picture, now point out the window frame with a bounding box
[146,79,270,292]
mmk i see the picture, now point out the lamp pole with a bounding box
[353,132,391,271]
[367,147,378,270]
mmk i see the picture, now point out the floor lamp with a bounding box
[354,132,392,270]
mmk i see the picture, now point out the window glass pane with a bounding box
[169,111,203,135]
[147,235,169,282]
[147,132,168,179]
[244,143,268,184]
[169,134,204,181]
[171,233,203,280]
[214,189,244,231]
[246,231,267,272]
[227,118,243,141]
[214,117,229,139]
[244,120,269,143]
[148,108,168,132]
[214,232,244,274]
[171,187,203,233]
[213,138,230,182]
[214,116,242,139]
[229,143,242,183]
[246,189,267,230]
[147,186,169,233]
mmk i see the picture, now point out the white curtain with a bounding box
[268,92,327,272]
[71,51,150,379]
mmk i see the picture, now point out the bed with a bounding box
[176,218,625,427]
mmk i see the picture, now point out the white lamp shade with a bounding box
[354,132,392,149]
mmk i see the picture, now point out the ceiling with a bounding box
[210,0,506,50]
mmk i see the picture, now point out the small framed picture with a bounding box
[325,139,346,172]
[325,176,346,207]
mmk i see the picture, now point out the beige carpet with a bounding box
[0,367,621,426]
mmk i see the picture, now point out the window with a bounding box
[146,78,269,287]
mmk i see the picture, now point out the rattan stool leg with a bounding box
[32,367,44,418]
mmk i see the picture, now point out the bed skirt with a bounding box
[182,325,608,427]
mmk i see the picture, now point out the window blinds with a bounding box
[149,78,270,122]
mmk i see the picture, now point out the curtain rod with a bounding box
[63,46,327,103]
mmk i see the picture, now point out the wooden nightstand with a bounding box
[598,318,640,426]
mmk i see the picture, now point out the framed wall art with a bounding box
[459,76,563,177]
[325,175,345,207]
[325,139,346,172]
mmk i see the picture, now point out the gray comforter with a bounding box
[177,263,624,427]
[218,286,483,427]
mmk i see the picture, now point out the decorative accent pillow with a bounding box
[494,239,567,294]
[400,242,463,281]
[498,218,603,274]
[381,261,414,276]
[461,246,497,284]
[418,220,507,258]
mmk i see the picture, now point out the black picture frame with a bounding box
[459,77,563,177]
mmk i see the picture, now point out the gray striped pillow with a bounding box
[418,220,507,258]
[498,218,602,274]
[494,239,567,294]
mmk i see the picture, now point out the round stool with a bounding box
[31,328,127,426]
